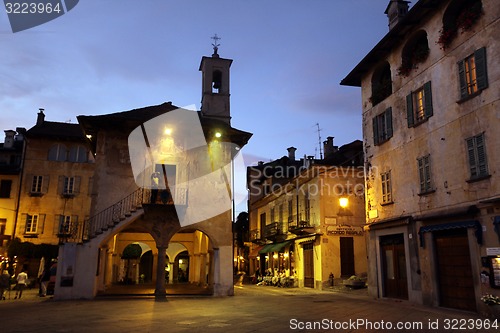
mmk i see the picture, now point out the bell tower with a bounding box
[199,34,233,125]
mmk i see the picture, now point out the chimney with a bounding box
[37,108,45,125]
[385,0,410,30]
[3,130,16,149]
[323,136,336,160]
[287,147,297,161]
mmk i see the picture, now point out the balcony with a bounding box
[250,229,265,244]
[263,222,287,242]
[288,219,314,235]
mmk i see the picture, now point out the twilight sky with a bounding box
[0,0,412,164]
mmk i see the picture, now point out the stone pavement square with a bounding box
[0,285,497,332]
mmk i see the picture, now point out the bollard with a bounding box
[329,272,334,287]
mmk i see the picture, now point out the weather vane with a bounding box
[211,34,221,55]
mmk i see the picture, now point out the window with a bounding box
[381,171,393,204]
[0,218,6,235]
[303,191,310,222]
[58,176,81,197]
[31,175,43,194]
[0,180,12,198]
[25,214,39,234]
[287,200,293,222]
[28,175,49,196]
[48,144,67,161]
[64,177,75,195]
[373,107,393,145]
[466,133,489,180]
[68,145,88,163]
[270,207,275,223]
[407,81,433,127]
[458,47,488,100]
[370,62,392,106]
[417,155,433,194]
[58,215,75,235]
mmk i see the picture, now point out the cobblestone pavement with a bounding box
[0,284,497,333]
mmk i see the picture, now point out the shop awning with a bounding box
[418,220,481,247]
[258,241,291,254]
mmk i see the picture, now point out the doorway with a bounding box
[340,237,355,277]
[434,228,476,311]
[380,234,408,299]
[303,242,314,288]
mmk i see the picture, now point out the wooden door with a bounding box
[434,229,476,311]
[381,234,408,299]
[340,237,355,277]
[303,242,314,288]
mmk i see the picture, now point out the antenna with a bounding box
[316,123,323,159]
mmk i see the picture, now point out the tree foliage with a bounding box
[121,243,142,259]
[7,238,58,259]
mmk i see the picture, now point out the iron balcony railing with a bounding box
[59,187,187,244]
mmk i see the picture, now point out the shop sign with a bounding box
[486,248,500,256]
[327,226,364,236]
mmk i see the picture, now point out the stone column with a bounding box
[199,253,207,286]
[192,254,200,283]
[168,262,175,284]
[155,246,167,300]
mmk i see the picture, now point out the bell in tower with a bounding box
[199,34,232,125]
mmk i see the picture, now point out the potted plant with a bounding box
[481,294,500,306]
[344,275,366,289]
[457,2,483,32]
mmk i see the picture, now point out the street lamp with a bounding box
[339,197,349,208]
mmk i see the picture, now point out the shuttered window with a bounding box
[381,171,393,204]
[373,107,393,145]
[458,47,488,100]
[466,133,488,180]
[406,81,433,127]
[417,155,433,194]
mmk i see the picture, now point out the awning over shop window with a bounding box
[418,220,482,247]
[258,241,291,254]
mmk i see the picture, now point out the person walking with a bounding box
[14,267,28,299]
[0,269,10,300]
[39,265,51,297]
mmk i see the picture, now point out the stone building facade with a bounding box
[342,0,500,317]
[54,50,252,300]
[247,140,367,289]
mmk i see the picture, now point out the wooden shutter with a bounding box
[20,213,28,234]
[466,137,477,177]
[74,176,81,195]
[58,175,65,195]
[373,116,379,145]
[54,215,62,235]
[423,81,433,118]
[42,175,50,194]
[475,47,488,91]
[475,134,488,176]
[39,214,46,234]
[25,174,33,193]
[406,93,414,127]
[458,60,468,99]
[418,158,425,192]
[386,107,393,139]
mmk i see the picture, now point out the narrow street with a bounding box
[0,284,496,332]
